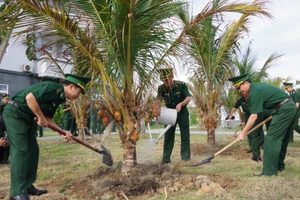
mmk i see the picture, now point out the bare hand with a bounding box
[37,117,48,127]
[175,103,182,112]
[0,138,9,147]
[237,132,247,141]
[63,131,73,141]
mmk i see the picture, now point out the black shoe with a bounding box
[251,157,262,162]
[10,193,30,200]
[27,186,47,196]
[253,173,276,177]
[278,167,285,172]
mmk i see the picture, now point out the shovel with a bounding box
[190,116,272,166]
[47,123,114,167]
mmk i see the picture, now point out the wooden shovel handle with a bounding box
[214,116,272,157]
[47,123,100,153]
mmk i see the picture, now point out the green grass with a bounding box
[1,132,300,199]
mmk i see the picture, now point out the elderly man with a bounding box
[228,74,296,176]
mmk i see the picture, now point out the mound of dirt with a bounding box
[71,163,197,199]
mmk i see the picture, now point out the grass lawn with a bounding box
[1,131,300,199]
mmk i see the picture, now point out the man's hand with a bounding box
[63,131,73,141]
[37,117,48,127]
[237,132,247,141]
[175,103,182,112]
[0,138,9,147]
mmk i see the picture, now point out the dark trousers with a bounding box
[0,145,9,163]
[289,109,300,141]
[249,110,271,159]
[3,104,39,197]
[162,109,190,163]
[262,101,296,175]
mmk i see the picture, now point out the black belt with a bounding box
[273,98,292,110]
[8,100,20,109]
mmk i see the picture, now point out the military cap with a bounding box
[158,68,173,80]
[283,82,293,89]
[2,93,9,98]
[65,74,91,94]
[228,74,249,89]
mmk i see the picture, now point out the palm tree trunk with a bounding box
[122,140,137,174]
[0,28,13,64]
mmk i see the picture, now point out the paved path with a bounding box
[37,127,237,140]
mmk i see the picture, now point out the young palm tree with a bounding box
[0,0,272,170]
[177,1,272,147]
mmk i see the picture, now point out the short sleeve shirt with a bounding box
[12,81,65,118]
[157,80,191,112]
[249,82,289,114]
[234,97,250,117]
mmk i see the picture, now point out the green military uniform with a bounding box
[62,103,77,135]
[229,74,296,176]
[0,93,9,164]
[233,97,271,161]
[157,69,192,163]
[283,82,300,142]
[3,74,90,198]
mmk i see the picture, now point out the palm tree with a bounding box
[178,1,272,147]
[0,0,272,171]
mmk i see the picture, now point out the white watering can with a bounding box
[153,108,177,144]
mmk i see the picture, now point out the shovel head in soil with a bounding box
[47,123,114,167]
[190,116,272,167]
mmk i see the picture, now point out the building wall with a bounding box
[0,29,72,97]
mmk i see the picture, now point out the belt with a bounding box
[273,98,292,110]
[8,100,20,109]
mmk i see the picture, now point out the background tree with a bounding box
[223,45,282,125]
[0,0,272,171]
[179,1,271,147]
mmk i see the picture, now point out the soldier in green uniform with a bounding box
[228,74,296,176]
[283,82,300,142]
[153,68,192,164]
[2,74,90,200]
[228,91,271,161]
[0,93,10,164]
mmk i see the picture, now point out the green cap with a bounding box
[65,74,91,94]
[158,68,173,80]
[283,82,293,88]
[228,74,249,89]
[2,93,9,98]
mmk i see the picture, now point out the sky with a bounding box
[176,0,300,84]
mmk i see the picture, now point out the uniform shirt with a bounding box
[233,97,250,118]
[289,90,300,110]
[157,80,191,113]
[249,82,289,114]
[12,81,65,118]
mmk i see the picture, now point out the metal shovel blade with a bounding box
[99,145,114,167]
[189,155,214,166]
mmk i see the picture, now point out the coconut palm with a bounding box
[178,1,271,147]
[0,0,272,171]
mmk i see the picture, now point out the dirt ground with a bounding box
[18,142,248,200]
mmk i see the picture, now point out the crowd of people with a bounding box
[1,71,300,199]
